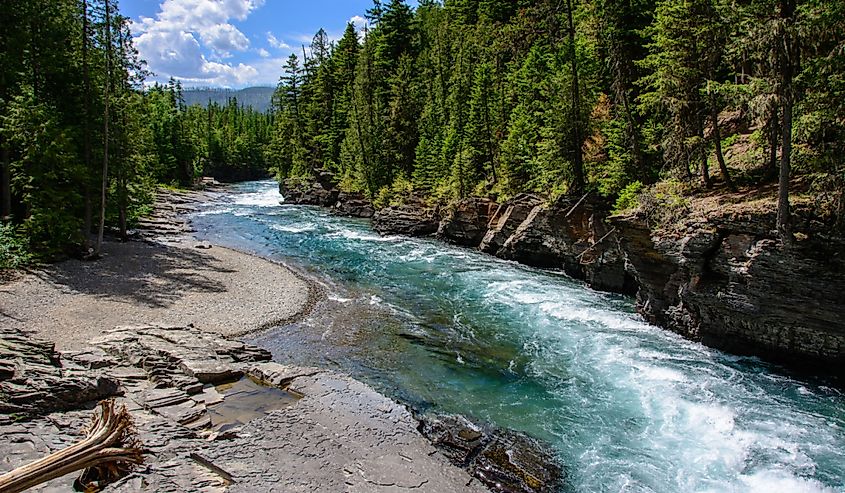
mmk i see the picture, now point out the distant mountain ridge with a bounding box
[182,86,275,113]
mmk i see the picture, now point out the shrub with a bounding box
[0,223,33,270]
[637,178,691,230]
[613,181,645,214]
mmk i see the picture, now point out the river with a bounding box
[190,180,845,493]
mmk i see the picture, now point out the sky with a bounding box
[122,0,416,89]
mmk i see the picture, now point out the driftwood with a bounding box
[564,191,591,219]
[190,453,235,486]
[0,399,144,493]
[577,227,618,265]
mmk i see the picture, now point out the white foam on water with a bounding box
[478,271,845,492]
[201,181,845,493]
[233,187,283,208]
[271,222,317,234]
[398,246,444,263]
[195,207,234,216]
[326,228,401,243]
[734,470,839,493]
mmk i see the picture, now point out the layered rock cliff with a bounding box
[612,209,845,374]
[276,174,845,374]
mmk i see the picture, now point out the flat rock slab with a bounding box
[164,371,490,493]
[0,325,490,492]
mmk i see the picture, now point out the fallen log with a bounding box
[0,399,144,493]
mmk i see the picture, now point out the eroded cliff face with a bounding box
[436,197,498,247]
[495,197,633,293]
[432,194,633,293]
[279,172,374,218]
[277,174,845,372]
[613,211,845,373]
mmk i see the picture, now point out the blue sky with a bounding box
[123,0,416,88]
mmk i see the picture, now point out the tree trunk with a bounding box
[778,99,793,239]
[82,0,92,241]
[764,114,779,183]
[484,105,498,184]
[610,41,645,177]
[697,117,711,188]
[1,138,10,221]
[776,0,796,240]
[95,0,111,257]
[566,0,584,195]
[118,177,126,241]
[0,400,142,493]
[709,91,735,190]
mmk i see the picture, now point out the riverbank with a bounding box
[0,239,314,350]
[280,173,845,377]
[0,324,491,492]
[1,186,564,492]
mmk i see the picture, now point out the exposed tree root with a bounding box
[0,399,144,493]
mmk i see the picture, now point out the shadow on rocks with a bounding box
[37,241,235,309]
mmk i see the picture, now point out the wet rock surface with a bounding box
[613,212,845,374]
[419,414,563,493]
[373,197,440,236]
[280,172,377,218]
[0,325,492,492]
[281,179,339,207]
[438,198,498,247]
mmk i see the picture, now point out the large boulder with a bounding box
[437,197,498,247]
[372,197,439,236]
[333,191,375,218]
[479,194,543,255]
[612,210,845,374]
[280,179,339,207]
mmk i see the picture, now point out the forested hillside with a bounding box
[1,0,844,266]
[183,87,276,113]
[0,0,271,263]
[272,0,844,232]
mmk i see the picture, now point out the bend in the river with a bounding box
[190,181,845,493]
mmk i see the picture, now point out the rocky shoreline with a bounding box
[281,174,845,377]
[0,186,565,492]
[0,325,493,492]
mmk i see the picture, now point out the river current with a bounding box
[190,180,844,493]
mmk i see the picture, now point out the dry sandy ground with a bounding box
[0,239,313,350]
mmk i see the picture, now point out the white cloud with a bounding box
[134,0,265,87]
[349,15,368,30]
[201,23,250,58]
[266,32,291,50]
[257,48,270,58]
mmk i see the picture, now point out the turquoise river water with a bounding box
[190,180,845,493]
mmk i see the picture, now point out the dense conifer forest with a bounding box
[0,0,272,262]
[1,0,843,266]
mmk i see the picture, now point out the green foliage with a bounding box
[0,0,274,260]
[637,178,691,229]
[613,180,644,214]
[0,223,32,269]
[2,0,843,263]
